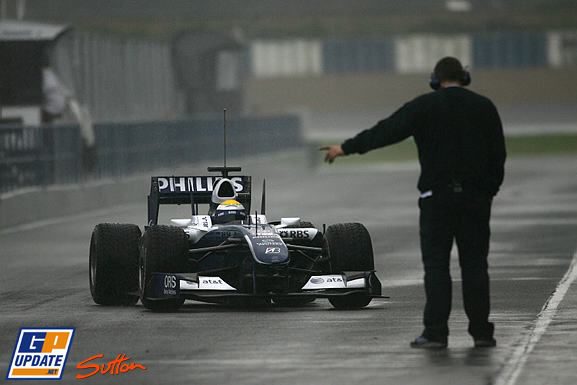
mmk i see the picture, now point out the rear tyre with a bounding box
[89,223,141,305]
[324,223,374,309]
[140,225,188,312]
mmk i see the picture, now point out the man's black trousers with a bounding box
[418,190,495,341]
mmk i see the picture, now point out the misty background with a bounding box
[4,0,577,126]
[0,0,576,219]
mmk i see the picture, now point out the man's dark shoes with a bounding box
[474,337,497,348]
[410,335,448,349]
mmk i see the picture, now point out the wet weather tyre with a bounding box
[329,294,372,310]
[140,225,188,312]
[89,223,141,306]
[324,223,374,309]
[324,223,374,272]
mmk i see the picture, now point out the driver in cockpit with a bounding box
[211,199,247,224]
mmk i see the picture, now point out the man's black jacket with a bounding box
[341,87,506,196]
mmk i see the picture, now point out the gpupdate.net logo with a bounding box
[6,328,75,380]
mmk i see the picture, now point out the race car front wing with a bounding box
[146,271,385,301]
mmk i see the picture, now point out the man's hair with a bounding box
[433,57,466,83]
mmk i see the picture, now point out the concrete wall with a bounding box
[0,177,148,229]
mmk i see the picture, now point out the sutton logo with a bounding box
[6,328,75,380]
[76,353,147,379]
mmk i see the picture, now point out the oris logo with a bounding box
[163,275,177,295]
[164,275,177,289]
[310,277,325,284]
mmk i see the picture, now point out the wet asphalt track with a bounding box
[1,153,576,385]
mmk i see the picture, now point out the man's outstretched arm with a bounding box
[320,100,419,163]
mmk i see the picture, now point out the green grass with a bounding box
[317,134,577,165]
[505,134,577,155]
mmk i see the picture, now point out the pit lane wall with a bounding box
[0,115,301,229]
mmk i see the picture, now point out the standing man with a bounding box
[321,57,506,349]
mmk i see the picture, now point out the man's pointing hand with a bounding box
[320,145,345,164]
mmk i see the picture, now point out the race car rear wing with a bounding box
[148,175,252,225]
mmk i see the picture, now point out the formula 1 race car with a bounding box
[89,166,383,311]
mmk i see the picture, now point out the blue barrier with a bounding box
[473,31,548,69]
[0,115,302,194]
[323,38,395,74]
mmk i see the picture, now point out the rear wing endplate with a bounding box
[148,176,252,225]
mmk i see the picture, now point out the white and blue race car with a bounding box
[89,166,383,311]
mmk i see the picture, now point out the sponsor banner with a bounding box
[170,215,213,229]
[302,275,367,290]
[277,228,318,240]
[7,328,75,380]
[156,176,249,194]
[180,276,236,291]
[151,274,180,297]
[245,233,289,264]
[191,215,212,229]
[198,277,236,291]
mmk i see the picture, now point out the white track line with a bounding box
[0,204,139,236]
[493,247,577,385]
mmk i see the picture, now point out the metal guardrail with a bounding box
[0,115,302,195]
[0,124,82,194]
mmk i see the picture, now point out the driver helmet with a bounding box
[212,199,247,224]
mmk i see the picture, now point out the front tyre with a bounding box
[324,223,374,309]
[328,294,372,310]
[140,225,188,312]
[89,223,141,305]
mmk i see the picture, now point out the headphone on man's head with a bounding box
[429,67,471,90]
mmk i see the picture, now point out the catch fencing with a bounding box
[50,30,185,123]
